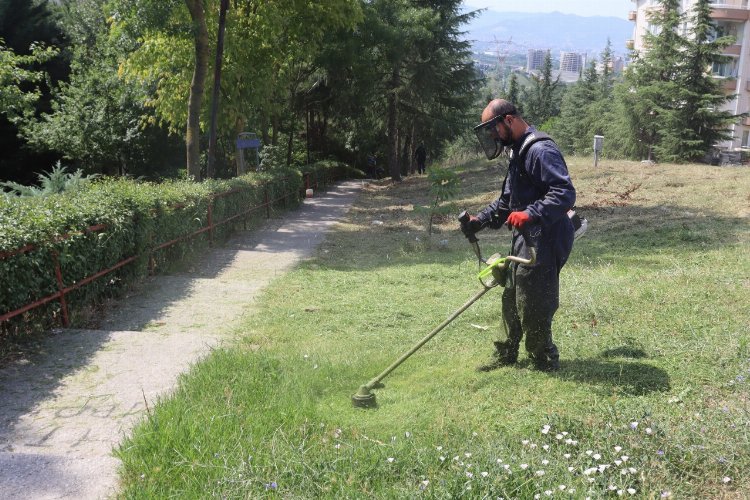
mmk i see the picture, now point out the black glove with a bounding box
[459,212,483,239]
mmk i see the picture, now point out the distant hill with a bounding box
[464,10,633,58]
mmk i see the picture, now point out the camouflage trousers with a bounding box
[500,263,560,366]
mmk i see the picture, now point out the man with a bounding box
[414,143,427,175]
[461,99,576,372]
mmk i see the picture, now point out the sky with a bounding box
[462,0,634,19]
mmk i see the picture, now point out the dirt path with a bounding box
[0,180,365,499]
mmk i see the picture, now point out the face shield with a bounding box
[473,116,502,160]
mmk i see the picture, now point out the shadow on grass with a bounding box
[552,357,671,396]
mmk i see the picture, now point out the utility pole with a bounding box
[207,0,229,179]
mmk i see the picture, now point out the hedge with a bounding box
[0,161,361,347]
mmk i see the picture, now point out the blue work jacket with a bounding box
[476,127,576,269]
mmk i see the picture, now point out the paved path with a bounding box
[0,180,364,499]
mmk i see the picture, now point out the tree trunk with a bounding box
[272,114,279,145]
[185,0,210,180]
[286,119,295,167]
[260,111,270,145]
[387,64,401,181]
[409,123,416,175]
[207,0,229,179]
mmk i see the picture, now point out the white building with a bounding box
[628,0,750,149]
[560,51,586,73]
[526,49,548,71]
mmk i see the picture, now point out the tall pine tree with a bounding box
[621,0,684,161]
[660,0,736,160]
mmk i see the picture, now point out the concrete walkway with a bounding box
[0,180,364,499]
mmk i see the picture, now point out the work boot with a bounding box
[476,341,518,372]
[530,347,560,372]
[532,357,560,372]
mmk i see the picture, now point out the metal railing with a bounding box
[1,172,331,330]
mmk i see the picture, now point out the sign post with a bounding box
[593,135,604,168]
[236,133,261,175]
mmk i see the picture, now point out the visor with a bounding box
[473,116,502,160]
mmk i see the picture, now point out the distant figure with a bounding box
[367,153,383,179]
[414,143,427,174]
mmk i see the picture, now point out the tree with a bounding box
[184,0,210,179]
[0,40,58,122]
[311,0,479,181]
[506,72,520,109]
[659,0,736,160]
[0,0,68,183]
[619,0,684,161]
[112,0,361,179]
[552,60,599,154]
[523,51,561,127]
[18,0,183,178]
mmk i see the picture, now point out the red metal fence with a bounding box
[1,172,329,329]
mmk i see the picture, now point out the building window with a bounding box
[743,131,750,148]
[712,59,738,78]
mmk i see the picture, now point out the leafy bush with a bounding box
[0,169,312,347]
[0,162,98,198]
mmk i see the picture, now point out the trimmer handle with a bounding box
[458,210,478,243]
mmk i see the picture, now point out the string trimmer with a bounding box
[351,212,536,408]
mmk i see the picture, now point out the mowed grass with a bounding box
[116,157,750,499]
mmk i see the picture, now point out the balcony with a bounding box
[724,44,743,55]
[742,116,750,126]
[720,77,738,91]
[628,10,637,21]
[625,39,635,50]
[710,0,750,21]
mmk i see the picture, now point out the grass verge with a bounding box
[116,157,750,498]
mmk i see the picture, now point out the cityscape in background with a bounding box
[468,1,750,151]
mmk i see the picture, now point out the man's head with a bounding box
[473,99,527,160]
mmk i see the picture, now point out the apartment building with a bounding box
[628,0,750,150]
[526,49,548,71]
[560,51,586,73]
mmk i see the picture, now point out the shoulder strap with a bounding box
[510,131,555,163]
[509,132,555,188]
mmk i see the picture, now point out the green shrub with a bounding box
[0,169,311,347]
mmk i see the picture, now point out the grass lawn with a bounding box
[116,156,750,498]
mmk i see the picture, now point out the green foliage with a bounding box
[522,51,562,127]
[258,145,287,171]
[313,0,480,180]
[0,39,59,122]
[614,0,735,162]
[111,0,363,176]
[0,168,311,345]
[0,162,98,197]
[18,0,183,178]
[414,166,460,235]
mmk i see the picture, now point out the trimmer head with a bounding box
[351,385,377,408]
